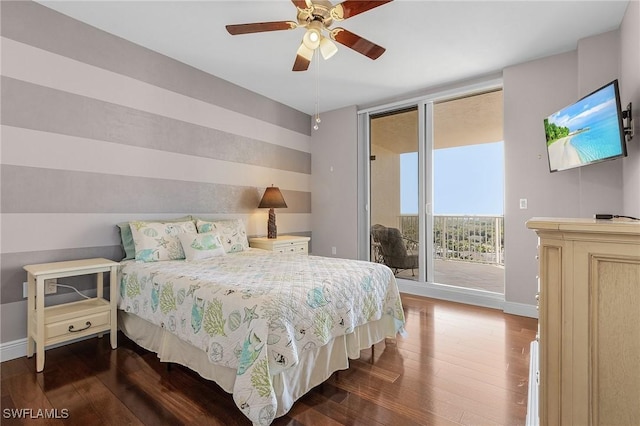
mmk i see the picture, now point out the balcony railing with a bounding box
[399,214,504,265]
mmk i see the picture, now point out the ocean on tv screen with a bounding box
[569,111,622,163]
[546,83,623,171]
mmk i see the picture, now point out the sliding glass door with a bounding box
[369,107,422,281]
[431,91,504,294]
[360,82,504,298]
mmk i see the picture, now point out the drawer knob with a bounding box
[68,321,92,333]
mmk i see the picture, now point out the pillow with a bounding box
[117,215,192,260]
[195,218,249,253]
[177,232,226,261]
[130,220,197,262]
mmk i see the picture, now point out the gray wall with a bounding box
[503,50,582,308]
[311,106,359,259]
[0,1,312,344]
[504,13,639,307]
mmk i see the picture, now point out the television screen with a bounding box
[544,80,627,172]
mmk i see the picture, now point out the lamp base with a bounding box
[267,208,277,239]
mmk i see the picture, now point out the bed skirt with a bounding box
[118,310,397,419]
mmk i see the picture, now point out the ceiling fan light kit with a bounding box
[225,0,392,131]
[302,21,320,48]
[225,0,393,72]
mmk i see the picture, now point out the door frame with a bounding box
[357,77,505,308]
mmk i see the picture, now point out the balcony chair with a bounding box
[370,224,419,276]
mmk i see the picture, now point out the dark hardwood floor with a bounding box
[1,295,537,425]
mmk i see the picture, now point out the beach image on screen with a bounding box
[544,83,623,172]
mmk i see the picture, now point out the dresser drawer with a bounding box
[250,236,310,254]
[275,243,308,254]
[45,310,110,340]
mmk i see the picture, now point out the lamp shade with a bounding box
[302,22,322,50]
[259,187,287,209]
[296,42,314,62]
[319,37,338,60]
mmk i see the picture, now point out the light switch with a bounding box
[520,198,528,209]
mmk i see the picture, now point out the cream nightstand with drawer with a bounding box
[24,258,119,372]
[249,235,310,254]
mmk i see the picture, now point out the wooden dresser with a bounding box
[527,218,640,425]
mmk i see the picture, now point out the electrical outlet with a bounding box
[23,280,58,297]
[331,246,337,255]
[45,279,58,294]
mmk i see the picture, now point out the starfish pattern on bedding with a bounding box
[155,236,170,248]
[243,304,259,328]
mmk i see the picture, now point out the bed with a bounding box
[116,220,405,425]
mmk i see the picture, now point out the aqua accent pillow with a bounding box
[195,218,249,253]
[177,232,226,261]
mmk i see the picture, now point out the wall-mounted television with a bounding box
[544,80,627,172]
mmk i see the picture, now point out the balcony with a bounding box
[400,214,504,264]
[390,215,504,293]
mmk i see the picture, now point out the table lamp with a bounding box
[258,186,287,238]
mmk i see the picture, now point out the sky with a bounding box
[547,82,616,131]
[400,141,505,215]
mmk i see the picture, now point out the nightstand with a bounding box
[24,258,119,372]
[249,235,310,254]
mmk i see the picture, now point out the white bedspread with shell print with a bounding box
[118,249,405,425]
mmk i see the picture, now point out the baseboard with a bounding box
[0,338,28,363]
[0,332,112,363]
[503,301,539,319]
[397,279,505,311]
[398,279,538,318]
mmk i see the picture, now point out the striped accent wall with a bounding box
[0,1,312,344]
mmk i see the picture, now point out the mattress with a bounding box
[118,249,405,425]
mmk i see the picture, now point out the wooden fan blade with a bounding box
[331,0,393,21]
[291,0,311,9]
[293,43,313,71]
[293,55,311,72]
[226,21,297,35]
[330,28,386,60]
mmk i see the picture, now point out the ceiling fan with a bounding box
[225,0,393,71]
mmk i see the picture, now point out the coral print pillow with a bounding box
[130,220,197,262]
[177,232,226,261]
[195,219,249,253]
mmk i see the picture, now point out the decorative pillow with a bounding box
[117,216,192,260]
[177,232,226,261]
[195,219,249,253]
[130,220,197,262]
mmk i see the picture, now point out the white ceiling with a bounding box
[38,0,629,115]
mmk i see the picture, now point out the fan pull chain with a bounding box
[314,49,321,130]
